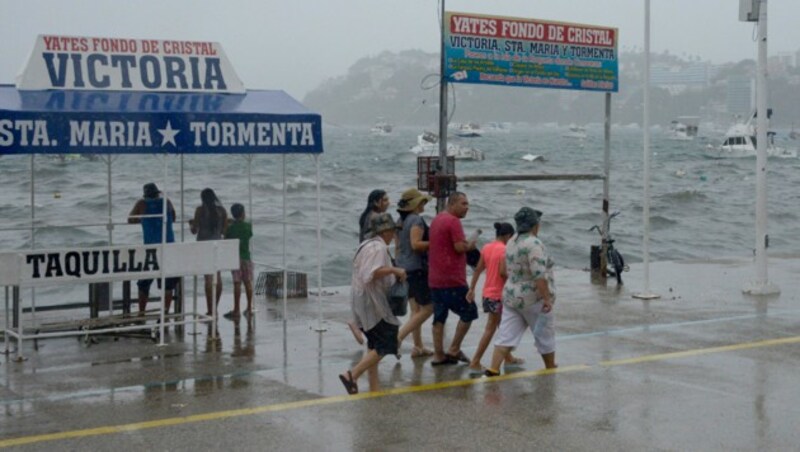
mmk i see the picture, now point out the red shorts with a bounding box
[232,259,253,283]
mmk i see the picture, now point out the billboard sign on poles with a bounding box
[444,12,618,92]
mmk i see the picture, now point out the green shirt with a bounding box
[224,220,253,260]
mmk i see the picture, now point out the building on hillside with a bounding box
[650,62,713,95]
[768,55,790,77]
[776,51,796,68]
[726,75,753,117]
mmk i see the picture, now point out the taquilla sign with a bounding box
[0,241,240,287]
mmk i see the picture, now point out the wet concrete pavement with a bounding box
[1,256,800,450]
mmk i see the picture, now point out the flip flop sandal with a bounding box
[339,371,359,395]
[411,347,434,358]
[506,356,526,365]
[431,356,458,366]
[446,350,471,363]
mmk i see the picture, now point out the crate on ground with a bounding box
[255,271,308,298]
[417,156,456,197]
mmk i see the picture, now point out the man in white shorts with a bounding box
[485,206,557,376]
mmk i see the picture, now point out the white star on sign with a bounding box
[158,121,180,147]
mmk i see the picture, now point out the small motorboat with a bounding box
[521,154,545,162]
[409,131,484,161]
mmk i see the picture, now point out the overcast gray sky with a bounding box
[2,1,799,99]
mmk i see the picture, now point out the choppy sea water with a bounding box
[2,123,799,306]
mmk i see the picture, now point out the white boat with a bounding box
[370,120,393,135]
[705,113,797,159]
[409,131,484,161]
[47,154,99,163]
[667,116,700,141]
[450,122,483,138]
[562,124,587,139]
[484,122,512,134]
[521,154,545,162]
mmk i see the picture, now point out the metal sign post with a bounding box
[633,0,660,300]
[743,0,779,295]
[436,0,449,213]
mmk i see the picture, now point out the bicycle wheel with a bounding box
[609,249,624,284]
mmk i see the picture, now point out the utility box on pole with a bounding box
[739,0,759,22]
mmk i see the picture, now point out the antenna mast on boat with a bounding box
[436,0,450,213]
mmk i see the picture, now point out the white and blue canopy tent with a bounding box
[0,36,325,356]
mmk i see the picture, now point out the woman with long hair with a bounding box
[395,188,434,357]
[358,189,389,243]
[190,188,228,317]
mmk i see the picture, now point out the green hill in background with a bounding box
[303,49,800,129]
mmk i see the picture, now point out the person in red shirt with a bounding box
[427,191,479,366]
[466,222,522,372]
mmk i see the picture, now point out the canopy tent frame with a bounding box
[1,87,324,360]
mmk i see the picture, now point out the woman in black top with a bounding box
[190,188,228,316]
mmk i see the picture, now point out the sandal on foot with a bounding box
[411,347,434,358]
[223,311,241,321]
[506,356,525,366]
[484,368,501,377]
[339,371,359,395]
[431,356,458,366]
[446,350,471,363]
[347,322,365,345]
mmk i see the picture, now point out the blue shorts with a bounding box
[431,286,478,325]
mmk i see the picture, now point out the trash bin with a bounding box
[256,271,308,298]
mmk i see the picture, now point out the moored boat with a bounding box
[450,122,484,138]
[667,116,700,141]
[704,112,797,159]
[370,120,393,135]
[562,124,587,139]
[409,131,484,161]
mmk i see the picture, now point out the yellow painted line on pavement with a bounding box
[3,335,799,448]
[599,335,800,367]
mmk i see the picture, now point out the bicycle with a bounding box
[589,211,629,285]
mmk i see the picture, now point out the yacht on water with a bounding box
[409,131,484,161]
[705,111,797,159]
[450,122,484,138]
[370,120,393,136]
[667,116,700,141]
[484,122,512,134]
[562,124,587,139]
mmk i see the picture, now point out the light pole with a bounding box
[742,0,779,295]
[633,0,660,300]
